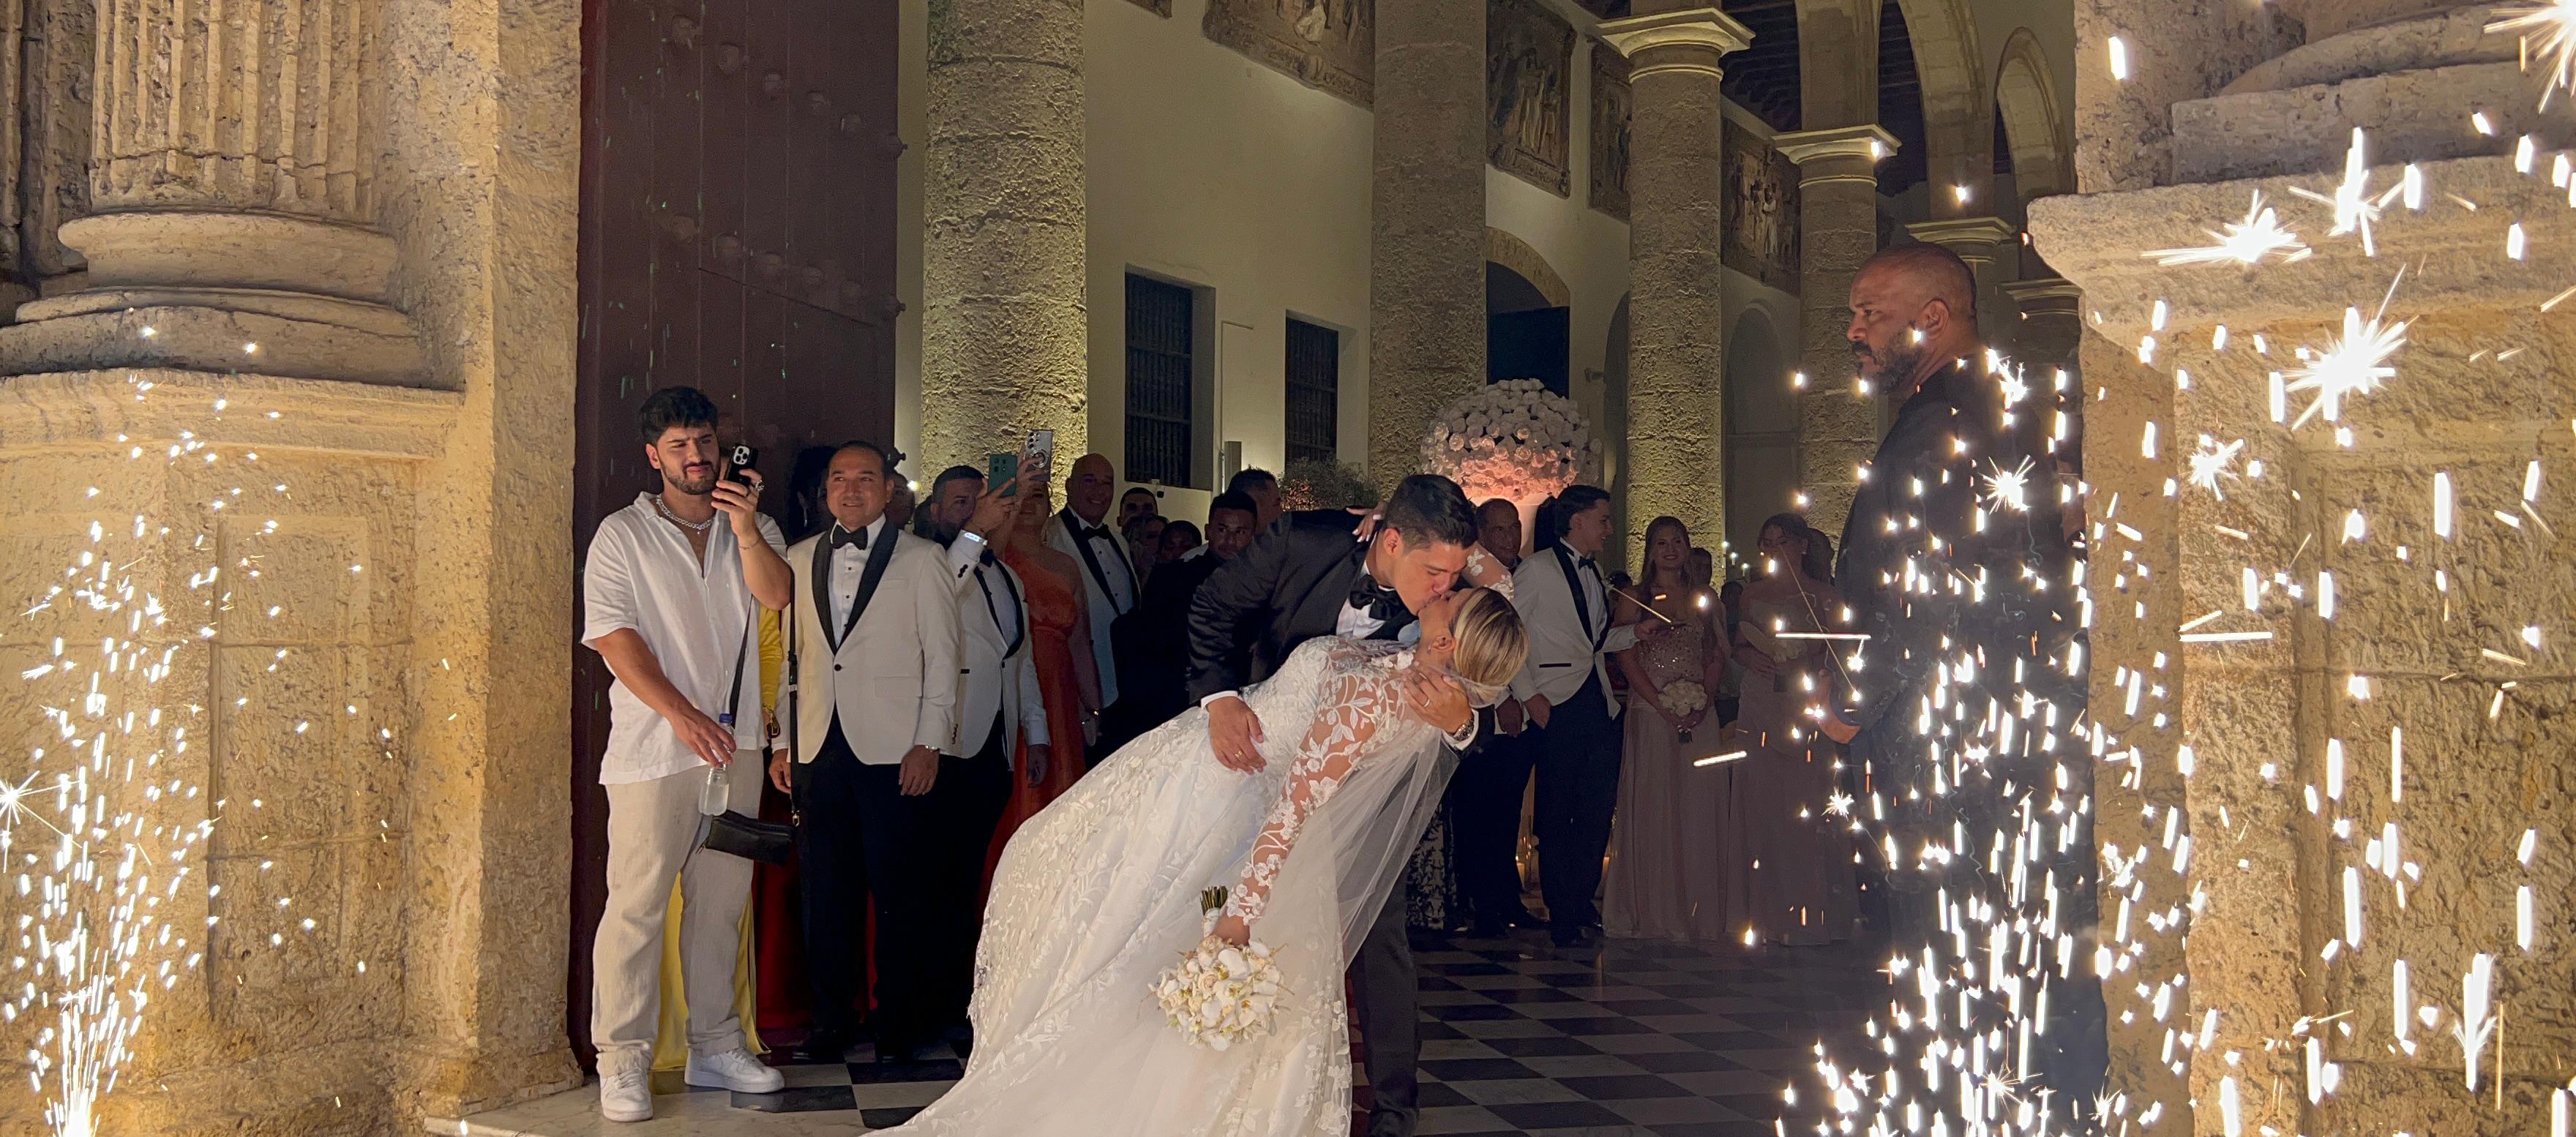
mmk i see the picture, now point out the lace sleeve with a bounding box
[1222,645,1401,927]
[1464,545,1516,601]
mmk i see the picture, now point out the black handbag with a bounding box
[701,602,798,866]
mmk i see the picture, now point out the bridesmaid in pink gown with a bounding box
[1603,516,1734,943]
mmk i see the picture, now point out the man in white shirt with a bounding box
[1508,485,1637,947]
[1044,453,1137,758]
[580,386,792,1121]
[919,464,1049,1051]
[766,440,961,1067]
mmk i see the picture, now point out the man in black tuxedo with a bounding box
[1187,473,1482,1137]
[1112,490,1262,731]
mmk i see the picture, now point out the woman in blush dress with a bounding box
[990,482,1104,874]
[1730,513,1857,947]
[1602,516,1733,944]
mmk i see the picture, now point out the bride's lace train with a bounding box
[886,638,1434,1137]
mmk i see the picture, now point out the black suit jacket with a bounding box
[1112,552,1226,725]
[1186,510,1393,703]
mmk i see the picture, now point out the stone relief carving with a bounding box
[1203,0,1374,107]
[1723,129,1800,292]
[1486,0,1571,197]
[1587,42,1630,221]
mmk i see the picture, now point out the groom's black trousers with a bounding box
[1532,675,1620,931]
[1349,880,1418,1136]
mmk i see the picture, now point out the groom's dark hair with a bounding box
[1382,474,1478,551]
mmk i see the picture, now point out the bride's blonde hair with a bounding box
[1447,588,1528,695]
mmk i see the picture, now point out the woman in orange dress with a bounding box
[988,482,1104,878]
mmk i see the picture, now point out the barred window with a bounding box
[1284,318,1339,467]
[1124,274,1196,487]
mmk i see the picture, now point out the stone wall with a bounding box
[0,0,583,1127]
[2034,5,2576,1130]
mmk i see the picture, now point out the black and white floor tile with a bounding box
[459,931,1884,1137]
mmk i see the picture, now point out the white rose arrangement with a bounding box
[1420,378,1603,502]
[1656,680,1709,740]
[1152,888,1286,1051]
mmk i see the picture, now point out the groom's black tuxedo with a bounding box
[1185,508,1431,1137]
[1186,509,1412,700]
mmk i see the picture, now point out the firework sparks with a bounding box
[2143,190,2315,267]
[2283,293,2411,427]
[2493,0,2576,108]
[2187,436,2247,499]
[2288,129,2405,255]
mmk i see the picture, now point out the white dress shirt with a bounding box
[825,516,890,631]
[581,493,787,785]
[1046,507,1138,706]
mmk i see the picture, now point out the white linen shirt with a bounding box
[582,493,788,785]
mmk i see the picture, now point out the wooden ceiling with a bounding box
[1570,0,1933,193]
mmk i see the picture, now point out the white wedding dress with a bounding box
[885,635,1450,1137]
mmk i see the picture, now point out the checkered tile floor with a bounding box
[657,930,1886,1136]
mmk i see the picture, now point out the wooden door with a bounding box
[569,0,898,1062]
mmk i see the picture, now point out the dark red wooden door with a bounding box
[570,0,897,1062]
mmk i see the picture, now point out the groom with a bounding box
[1187,473,1482,1137]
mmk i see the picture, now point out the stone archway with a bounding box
[1484,227,1571,309]
[1890,0,1988,208]
[1994,26,2073,200]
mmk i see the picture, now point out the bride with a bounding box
[886,585,1527,1136]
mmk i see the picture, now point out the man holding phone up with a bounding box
[580,386,791,1121]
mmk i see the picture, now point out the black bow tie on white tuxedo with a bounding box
[830,525,870,550]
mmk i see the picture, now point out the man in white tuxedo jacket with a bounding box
[920,465,1052,1050]
[1044,453,1137,759]
[765,441,960,1064]
[1508,486,1637,947]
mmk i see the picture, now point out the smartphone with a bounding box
[1026,429,1055,481]
[988,451,1020,496]
[725,443,759,487]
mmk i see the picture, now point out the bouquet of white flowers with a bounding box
[1420,378,1602,502]
[1656,680,1708,721]
[1151,888,1285,1051]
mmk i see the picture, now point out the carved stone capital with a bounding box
[1598,9,1751,80]
[1906,215,2021,263]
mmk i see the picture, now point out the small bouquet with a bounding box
[1657,680,1709,740]
[1151,887,1285,1051]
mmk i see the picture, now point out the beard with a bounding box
[664,462,718,496]
[1854,336,1928,385]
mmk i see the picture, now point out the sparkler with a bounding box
[2282,289,2411,427]
[2186,436,2246,499]
[2288,129,2405,255]
[2142,191,2314,267]
[2493,0,2576,108]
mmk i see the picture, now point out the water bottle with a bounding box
[697,764,730,817]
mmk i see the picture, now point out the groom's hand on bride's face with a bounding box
[1402,672,1471,735]
[1208,697,1268,773]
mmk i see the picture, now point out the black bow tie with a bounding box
[1348,576,1406,623]
[979,549,997,567]
[831,525,869,551]
[1579,556,1598,573]
[1072,521,1113,543]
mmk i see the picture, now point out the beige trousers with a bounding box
[591,753,765,1075]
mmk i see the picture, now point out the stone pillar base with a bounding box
[0,211,427,385]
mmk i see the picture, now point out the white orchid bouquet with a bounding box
[1420,378,1601,502]
[1152,888,1285,1051]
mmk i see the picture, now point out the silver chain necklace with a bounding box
[654,493,716,533]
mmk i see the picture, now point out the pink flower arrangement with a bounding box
[1420,379,1602,502]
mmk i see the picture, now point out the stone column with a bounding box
[918,0,1088,473]
[2002,275,2082,369]
[1366,0,1485,489]
[0,0,425,383]
[1777,124,1895,541]
[1905,214,2020,345]
[1598,6,1748,561]
[2033,7,2576,1137]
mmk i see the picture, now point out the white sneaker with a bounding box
[599,1067,652,1122]
[685,1046,786,1094]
